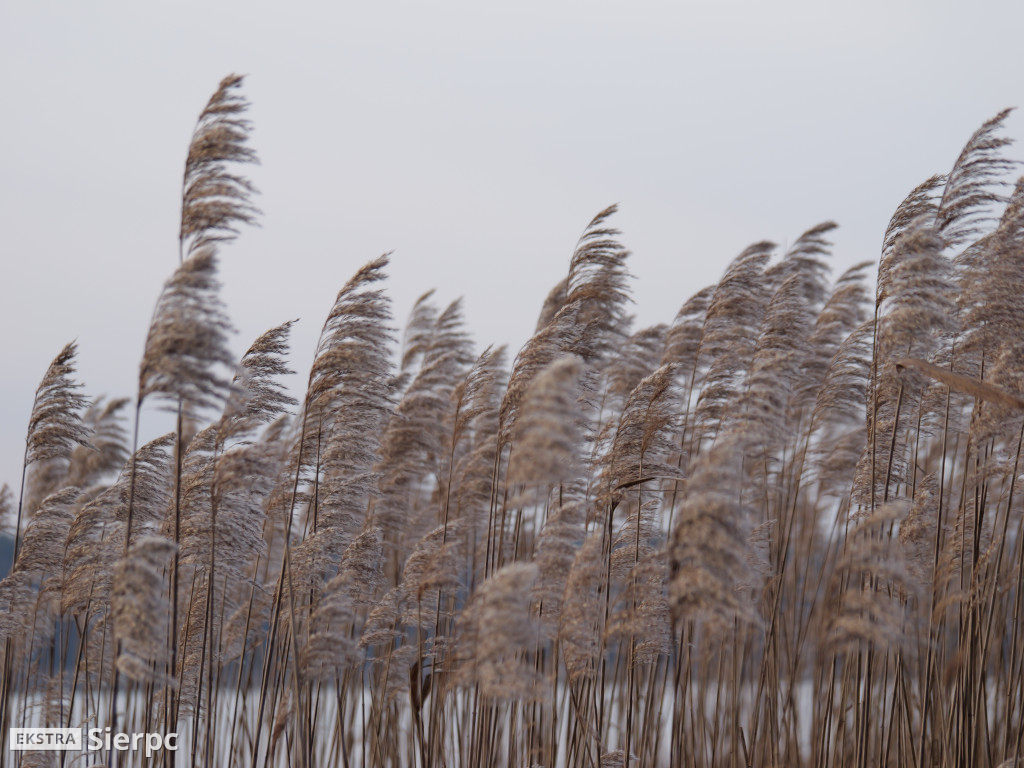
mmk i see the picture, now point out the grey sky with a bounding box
[2,0,1023,487]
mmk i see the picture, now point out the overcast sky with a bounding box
[2,0,1023,489]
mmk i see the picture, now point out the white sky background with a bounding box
[1,0,1023,488]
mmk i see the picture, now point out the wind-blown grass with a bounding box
[2,78,1024,768]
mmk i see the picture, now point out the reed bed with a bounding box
[2,76,1024,768]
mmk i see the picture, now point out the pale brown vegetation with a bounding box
[3,78,1024,768]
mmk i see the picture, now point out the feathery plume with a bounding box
[295,255,395,573]
[898,473,943,584]
[401,289,439,371]
[958,178,1024,440]
[303,528,384,679]
[825,505,917,653]
[306,255,393,418]
[661,285,713,374]
[602,364,680,508]
[669,434,762,633]
[374,297,473,544]
[875,223,957,368]
[444,345,507,548]
[0,573,34,641]
[450,345,507,454]
[500,302,582,446]
[180,74,260,258]
[219,320,299,441]
[12,487,80,578]
[62,434,175,614]
[559,532,604,683]
[935,108,1017,249]
[563,204,633,363]
[776,220,836,294]
[877,175,946,310]
[854,220,957,510]
[799,262,872,406]
[960,177,1024,351]
[535,277,569,332]
[693,242,774,445]
[395,525,460,631]
[737,269,820,446]
[66,396,130,490]
[138,248,236,416]
[455,562,543,701]
[16,342,91,552]
[507,356,584,494]
[112,535,177,682]
[814,319,873,431]
[607,324,668,404]
[531,500,585,633]
[23,342,91,469]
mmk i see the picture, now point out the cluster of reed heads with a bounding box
[2,76,1024,768]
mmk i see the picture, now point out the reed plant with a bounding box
[2,77,1024,768]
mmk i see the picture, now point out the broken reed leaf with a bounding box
[895,357,1024,411]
